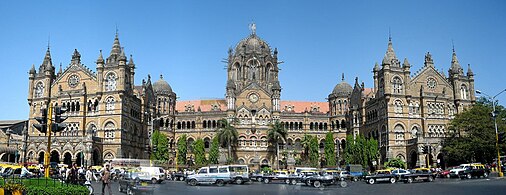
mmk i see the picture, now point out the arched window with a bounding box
[106,97,115,113]
[104,122,115,141]
[394,124,405,145]
[394,100,403,114]
[204,138,210,149]
[460,84,468,100]
[341,120,346,129]
[392,76,403,94]
[105,72,117,91]
[88,124,97,137]
[203,120,207,128]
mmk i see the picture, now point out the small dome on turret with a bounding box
[153,74,173,95]
[331,74,353,97]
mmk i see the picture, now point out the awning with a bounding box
[0,146,17,153]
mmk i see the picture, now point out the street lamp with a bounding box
[476,89,506,177]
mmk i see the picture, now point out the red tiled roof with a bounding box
[176,99,329,113]
[176,99,227,112]
[280,101,328,113]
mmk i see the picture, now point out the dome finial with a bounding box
[342,73,345,81]
[160,74,163,80]
[249,22,256,35]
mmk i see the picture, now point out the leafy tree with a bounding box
[216,119,238,161]
[324,132,336,167]
[267,120,287,169]
[344,135,379,169]
[177,134,187,166]
[442,100,506,166]
[301,134,312,164]
[193,138,207,166]
[309,135,319,167]
[150,130,169,162]
[208,136,220,164]
[384,158,407,169]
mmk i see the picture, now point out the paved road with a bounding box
[91,177,506,195]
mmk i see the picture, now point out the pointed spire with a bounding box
[373,62,380,72]
[381,54,390,66]
[449,48,463,75]
[71,49,81,64]
[341,73,345,81]
[109,33,122,59]
[58,63,63,74]
[128,54,135,66]
[467,64,474,76]
[402,58,410,68]
[424,52,434,67]
[119,47,127,61]
[29,64,36,74]
[41,46,53,70]
[96,50,104,64]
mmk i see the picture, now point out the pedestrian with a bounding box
[69,163,79,184]
[101,164,112,195]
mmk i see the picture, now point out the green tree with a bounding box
[301,134,312,164]
[309,135,319,167]
[344,135,379,169]
[150,130,169,162]
[384,158,407,169]
[267,120,288,169]
[442,100,506,166]
[208,136,220,164]
[324,132,336,167]
[193,138,207,166]
[216,119,238,162]
[177,134,187,166]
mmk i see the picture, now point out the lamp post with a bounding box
[6,128,12,163]
[476,89,506,177]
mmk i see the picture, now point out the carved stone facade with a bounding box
[26,34,154,166]
[349,38,475,168]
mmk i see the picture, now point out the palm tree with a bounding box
[267,120,287,169]
[216,118,238,162]
[301,134,312,164]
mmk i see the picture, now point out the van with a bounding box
[186,166,232,186]
[139,166,166,183]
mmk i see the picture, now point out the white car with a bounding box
[186,166,232,186]
[391,169,411,178]
[228,165,249,184]
[138,167,166,183]
[450,164,471,178]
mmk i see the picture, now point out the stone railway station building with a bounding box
[23,27,475,168]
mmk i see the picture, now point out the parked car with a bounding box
[228,165,249,184]
[139,167,166,184]
[438,166,458,178]
[186,166,231,186]
[291,170,320,185]
[118,171,155,195]
[304,171,348,188]
[172,172,186,181]
[364,170,397,185]
[262,170,291,184]
[346,164,364,181]
[391,169,411,180]
[400,168,435,183]
[458,163,489,179]
[449,164,471,178]
[250,171,264,182]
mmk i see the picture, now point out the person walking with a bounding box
[101,164,112,195]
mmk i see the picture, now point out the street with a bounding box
[91,177,506,195]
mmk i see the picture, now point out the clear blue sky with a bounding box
[0,0,505,120]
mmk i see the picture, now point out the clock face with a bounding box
[427,78,437,89]
[68,74,80,88]
[35,82,44,98]
[249,93,259,103]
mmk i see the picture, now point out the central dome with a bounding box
[332,75,353,97]
[234,34,271,55]
[153,75,173,95]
